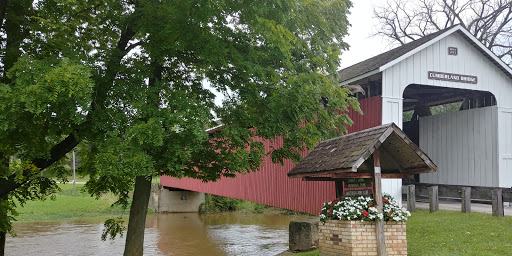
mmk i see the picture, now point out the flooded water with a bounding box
[6,213,309,256]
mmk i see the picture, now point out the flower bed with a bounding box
[320,194,410,222]
[318,195,409,256]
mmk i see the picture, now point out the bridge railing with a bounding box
[401,182,512,216]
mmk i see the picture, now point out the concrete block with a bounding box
[289,217,319,252]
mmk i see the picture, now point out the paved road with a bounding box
[407,200,512,216]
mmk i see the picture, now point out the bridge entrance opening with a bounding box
[402,84,498,187]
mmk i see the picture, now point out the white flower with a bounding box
[171,124,184,133]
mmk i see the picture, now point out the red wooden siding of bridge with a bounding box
[160,96,382,214]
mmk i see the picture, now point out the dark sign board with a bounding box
[343,178,373,197]
[428,71,477,84]
[448,47,458,56]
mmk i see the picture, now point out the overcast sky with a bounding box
[339,0,389,69]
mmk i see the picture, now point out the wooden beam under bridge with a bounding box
[301,173,413,181]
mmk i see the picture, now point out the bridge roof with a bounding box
[338,24,512,84]
[287,123,437,179]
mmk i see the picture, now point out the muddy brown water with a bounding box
[6,213,310,256]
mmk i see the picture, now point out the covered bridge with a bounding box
[161,24,512,213]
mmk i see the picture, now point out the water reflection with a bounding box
[148,213,225,256]
[6,213,309,256]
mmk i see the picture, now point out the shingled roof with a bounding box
[287,123,437,178]
[338,24,512,83]
[338,26,455,83]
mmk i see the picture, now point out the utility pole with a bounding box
[72,150,76,197]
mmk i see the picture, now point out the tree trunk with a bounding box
[0,193,7,256]
[0,230,5,256]
[123,176,151,256]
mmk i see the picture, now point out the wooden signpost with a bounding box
[336,150,386,255]
[372,150,386,256]
[287,123,438,256]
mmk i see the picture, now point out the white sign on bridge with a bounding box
[428,71,478,84]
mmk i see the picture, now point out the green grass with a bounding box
[294,250,319,256]
[14,184,127,221]
[407,209,512,255]
[49,175,89,183]
[66,174,89,183]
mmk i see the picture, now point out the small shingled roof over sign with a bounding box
[287,123,437,179]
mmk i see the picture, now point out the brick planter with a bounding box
[319,220,407,256]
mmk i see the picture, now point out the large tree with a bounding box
[0,0,356,255]
[374,0,512,66]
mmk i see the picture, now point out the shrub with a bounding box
[199,194,243,213]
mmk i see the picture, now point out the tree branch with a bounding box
[124,41,143,53]
[488,3,512,47]
[373,0,512,66]
[0,134,79,198]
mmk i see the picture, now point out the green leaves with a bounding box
[0,56,93,160]
[101,217,126,241]
[8,56,93,115]
[75,0,358,186]
[126,119,165,148]
[1,0,357,239]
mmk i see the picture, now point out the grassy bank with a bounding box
[15,183,127,221]
[15,189,304,222]
[293,209,512,255]
[199,194,311,216]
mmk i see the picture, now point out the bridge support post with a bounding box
[461,187,471,213]
[148,184,205,213]
[428,186,439,212]
[492,188,504,217]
